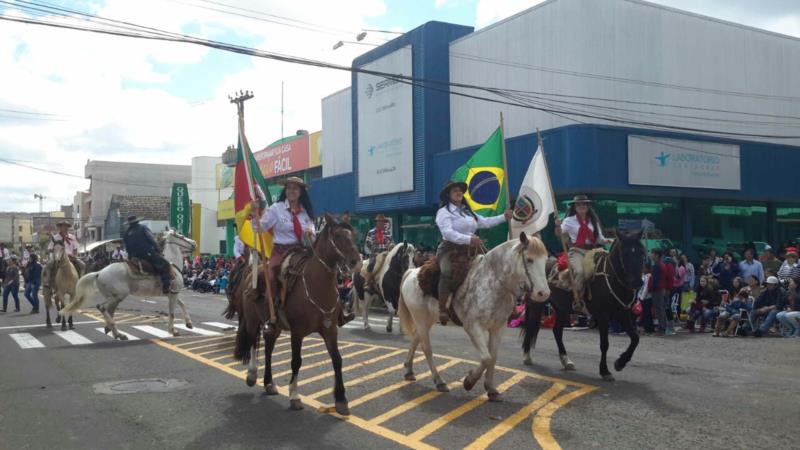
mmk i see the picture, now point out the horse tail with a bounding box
[233,309,260,364]
[62,272,99,315]
[398,270,415,341]
[223,290,239,320]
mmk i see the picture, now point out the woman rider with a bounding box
[553,195,612,310]
[256,177,315,334]
[434,180,512,325]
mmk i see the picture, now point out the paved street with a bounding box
[0,291,796,450]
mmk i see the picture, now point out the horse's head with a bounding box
[391,241,416,274]
[162,229,197,255]
[611,229,646,289]
[511,233,550,303]
[52,238,67,264]
[320,213,362,272]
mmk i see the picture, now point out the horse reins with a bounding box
[594,244,637,309]
[302,224,354,328]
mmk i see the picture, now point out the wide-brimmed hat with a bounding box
[566,194,592,204]
[126,215,141,225]
[766,276,780,285]
[278,176,310,189]
[439,180,468,202]
[55,220,72,228]
[785,247,798,257]
[374,213,388,223]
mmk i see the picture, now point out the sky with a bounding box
[1,0,798,212]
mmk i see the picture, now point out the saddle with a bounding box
[125,257,176,279]
[278,247,314,305]
[547,248,608,291]
[417,246,474,300]
[361,251,389,283]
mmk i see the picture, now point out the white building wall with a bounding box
[189,156,228,255]
[449,0,800,150]
[321,87,353,177]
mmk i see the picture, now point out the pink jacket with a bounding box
[673,265,686,289]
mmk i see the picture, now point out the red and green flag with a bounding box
[233,118,273,257]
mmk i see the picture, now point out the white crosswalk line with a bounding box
[95,328,140,341]
[175,324,221,336]
[54,330,93,345]
[9,333,45,349]
[132,325,172,338]
[201,322,238,330]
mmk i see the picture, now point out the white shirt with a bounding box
[48,232,79,256]
[435,203,506,246]
[259,199,315,245]
[233,235,245,258]
[1,248,9,260]
[560,215,606,246]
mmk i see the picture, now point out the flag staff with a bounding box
[500,112,512,240]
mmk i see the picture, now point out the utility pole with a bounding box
[229,90,253,121]
[34,193,45,213]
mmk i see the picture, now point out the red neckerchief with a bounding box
[290,206,303,242]
[375,226,385,245]
[575,215,596,246]
[60,232,72,244]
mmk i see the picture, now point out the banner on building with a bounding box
[628,135,741,190]
[254,134,310,178]
[170,183,190,235]
[309,131,322,168]
[215,163,234,190]
[217,198,235,221]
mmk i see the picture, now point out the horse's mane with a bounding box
[386,242,414,267]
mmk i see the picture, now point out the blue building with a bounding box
[313,0,800,259]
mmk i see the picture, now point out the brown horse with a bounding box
[232,213,362,415]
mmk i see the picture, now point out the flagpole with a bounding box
[500,112,512,240]
[538,128,583,310]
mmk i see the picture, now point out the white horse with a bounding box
[62,230,196,339]
[352,242,416,332]
[398,233,550,400]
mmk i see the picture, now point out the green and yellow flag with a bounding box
[451,126,508,247]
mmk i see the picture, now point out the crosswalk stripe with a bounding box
[132,325,172,338]
[175,324,221,336]
[95,328,141,341]
[54,330,93,345]
[9,333,45,349]
[201,322,238,330]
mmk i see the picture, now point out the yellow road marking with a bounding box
[370,379,462,425]
[465,383,566,450]
[408,373,527,441]
[272,346,380,379]
[307,355,426,400]
[223,341,350,368]
[297,349,406,387]
[176,336,232,349]
[347,358,461,408]
[532,386,598,450]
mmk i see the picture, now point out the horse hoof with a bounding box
[61,324,67,331]
[118,334,129,341]
[436,383,450,393]
[560,356,576,371]
[289,399,303,411]
[246,373,257,387]
[601,374,615,382]
[185,322,194,329]
[56,316,62,324]
[614,359,624,372]
[487,391,503,402]
[386,325,392,333]
[334,401,350,416]
[463,375,477,392]
[363,324,371,331]
[104,326,111,334]
[68,323,74,330]
[404,373,416,381]
[264,384,278,395]
[523,354,533,366]
[172,330,180,337]
[46,322,52,329]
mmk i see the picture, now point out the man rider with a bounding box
[45,220,85,289]
[364,214,394,284]
[122,216,172,294]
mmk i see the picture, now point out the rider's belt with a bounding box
[570,244,594,250]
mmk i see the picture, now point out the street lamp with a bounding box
[333,40,379,50]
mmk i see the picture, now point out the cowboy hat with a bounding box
[126,215,141,225]
[278,176,310,189]
[566,194,592,204]
[439,180,468,202]
[374,213,388,222]
[55,220,72,227]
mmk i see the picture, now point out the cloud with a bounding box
[0,0,387,212]
[435,0,448,9]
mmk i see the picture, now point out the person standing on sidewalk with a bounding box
[3,256,21,313]
[650,249,674,336]
[24,254,42,314]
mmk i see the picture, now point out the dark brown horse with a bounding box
[232,213,362,414]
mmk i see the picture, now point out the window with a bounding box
[776,204,800,249]
[400,214,440,252]
[219,240,227,255]
[688,199,767,259]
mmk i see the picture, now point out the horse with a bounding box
[43,241,79,330]
[61,229,196,339]
[521,230,645,381]
[352,242,416,332]
[398,233,550,400]
[232,213,362,414]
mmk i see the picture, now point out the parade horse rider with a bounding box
[123,216,173,294]
[435,180,512,325]
[44,220,85,290]
[363,213,394,285]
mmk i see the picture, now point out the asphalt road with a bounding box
[0,290,796,450]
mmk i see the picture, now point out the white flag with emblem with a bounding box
[511,145,555,236]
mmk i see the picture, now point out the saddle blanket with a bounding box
[125,257,176,279]
[417,246,474,300]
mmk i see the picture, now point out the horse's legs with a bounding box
[167,293,179,336]
[553,302,575,370]
[522,301,543,365]
[288,334,304,410]
[463,324,491,393]
[483,328,501,402]
[98,297,128,340]
[597,313,614,381]
[176,297,193,329]
[263,329,280,395]
[385,300,395,333]
[59,294,68,331]
[362,293,370,330]
[614,312,640,372]
[323,332,349,415]
[418,320,448,392]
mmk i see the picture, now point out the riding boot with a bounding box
[437,287,450,326]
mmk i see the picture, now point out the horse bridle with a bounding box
[517,250,537,295]
[312,226,353,273]
[595,242,638,309]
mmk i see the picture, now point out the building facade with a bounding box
[311,0,800,257]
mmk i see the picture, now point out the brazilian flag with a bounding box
[451,126,508,247]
